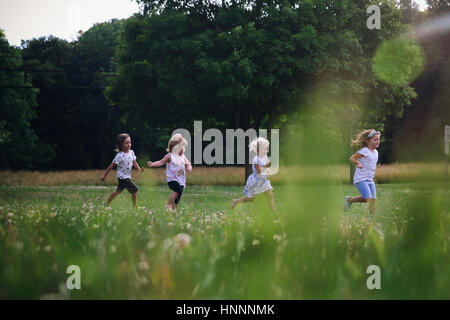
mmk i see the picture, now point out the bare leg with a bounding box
[106,191,121,206]
[231,196,253,209]
[166,192,179,210]
[265,190,275,211]
[349,196,367,204]
[368,198,376,215]
[132,192,138,208]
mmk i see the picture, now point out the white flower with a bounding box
[44,245,52,252]
[138,260,149,270]
[146,240,156,249]
[273,234,283,242]
[174,233,191,249]
[15,241,24,250]
[252,239,260,246]
[93,224,99,230]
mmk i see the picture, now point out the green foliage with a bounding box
[111,0,420,166]
[20,20,126,169]
[0,31,39,169]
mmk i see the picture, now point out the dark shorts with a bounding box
[116,178,138,193]
[168,181,184,204]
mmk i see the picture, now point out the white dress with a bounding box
[242,155,273,198]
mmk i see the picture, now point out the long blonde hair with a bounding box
[351,129,380,149]
[249,137,270,155]
[166,133,187,153]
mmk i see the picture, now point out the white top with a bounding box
[353,147,378,184]
[252,155,269,176]
[166,153,187,186]
[112,150,136,179]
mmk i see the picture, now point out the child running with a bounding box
[101,133,143,208]
[147,134,192,210]
[344,129,381,215]
[231,137,275,211]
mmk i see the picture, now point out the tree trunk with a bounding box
[243,105,252,184]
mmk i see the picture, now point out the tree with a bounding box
[20,20,126,169]
[387,0,450,162]
[74,19,126,168]
[21,36,79,169]
[0,29,39,169]
[109,0,418,177]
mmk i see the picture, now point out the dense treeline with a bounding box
[0,0,448,170]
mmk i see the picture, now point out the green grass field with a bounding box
[0,183,449,299]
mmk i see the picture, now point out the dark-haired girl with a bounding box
[101,133,143,208]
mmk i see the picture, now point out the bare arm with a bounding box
[255,157,272,174]
[185,156,192,173]
[148,154,170,167]
[101,162,116,181]
[133,160,144,172]
[349,152,364,168]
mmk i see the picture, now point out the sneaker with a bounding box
[343,196,351,211]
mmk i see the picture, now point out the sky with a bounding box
[0,0,429,47]
[0,0,141,46]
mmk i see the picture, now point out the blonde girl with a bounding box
[231,137,275,211]
[147,134,192,210]
[344,129,381,215]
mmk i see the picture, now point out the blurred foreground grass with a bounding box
[0,183,448,299]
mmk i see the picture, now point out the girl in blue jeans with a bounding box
[344,129,381,215]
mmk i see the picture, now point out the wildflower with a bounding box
[44,245,52,252]
[93,224,99,230]
[174,233,191,249]
[273,234,283,242]
[15,241,24,250]
[138,260,149,270]
[252,239,260,246]
[146,240,156,249]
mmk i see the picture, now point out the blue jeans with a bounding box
[355,180,376,199]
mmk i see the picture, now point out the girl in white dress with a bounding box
[147,134,192,210]
[231,137,275,211]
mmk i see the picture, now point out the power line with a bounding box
[0,68,117,75]
[0,86,107,89]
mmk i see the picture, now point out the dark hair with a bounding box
[115,133,130,152]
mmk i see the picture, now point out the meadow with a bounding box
[0,176,449,299]
[0,162,447,186]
